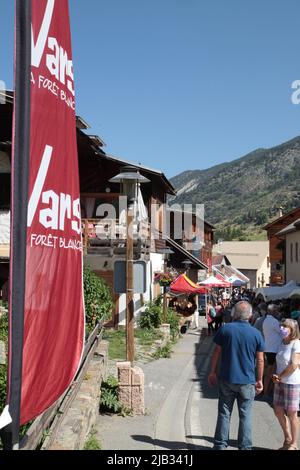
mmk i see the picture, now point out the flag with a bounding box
[22,0,85,425]
[2,0,85,437]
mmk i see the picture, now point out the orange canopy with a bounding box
[170,274,208,295]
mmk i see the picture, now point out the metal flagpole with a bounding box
[0,0,31,450]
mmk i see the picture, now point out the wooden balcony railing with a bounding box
[82,218,151,255]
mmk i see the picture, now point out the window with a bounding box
[296,243,299,263]
[291,243,294,263]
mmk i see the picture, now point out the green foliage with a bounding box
[0,310,8,343]
[0,308,8,414]
[138,302,162,330]
[134,328,163,347]
[0,366,6,415]
[152,342,172,359]
[83,265,114,335]
[102,329,126,361]
[166,308,180,340]
[100,375,122,414]
[84,429,102,450]
[138,299,179,340]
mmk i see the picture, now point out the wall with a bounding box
[118,253,164,326]
[257,255,271,287]
[238,269,257,289]
[0,211,10,244]
[285,231,300,283]
[85,253,164,327]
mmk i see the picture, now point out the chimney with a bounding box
[276,207,283,218]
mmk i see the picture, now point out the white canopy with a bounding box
[289,288,300,299]
[199,275,229,287]
[255,280,298,302]
[227,276,248,287]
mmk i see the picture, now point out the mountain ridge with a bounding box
[169,135,300,240]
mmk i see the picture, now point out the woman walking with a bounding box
[272,319,300,450]
[206,301,216,336]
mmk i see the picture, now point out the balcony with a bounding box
[82,218,151,257]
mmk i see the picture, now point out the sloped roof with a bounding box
[212,254,231,266]
[264,207,300,229]
[276,218,300,237]
[213,264,250,284]
[213,241,269,270]
[166,237,208,270]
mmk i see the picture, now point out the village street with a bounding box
[95,317,299,451]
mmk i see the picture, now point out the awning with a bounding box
[289,288,300,298]
[210,273,232,288]
[213,264,249,286]
[255,281,298,301]
[170,274,208,294]
[227,276,247,287]
[166,237,208,271]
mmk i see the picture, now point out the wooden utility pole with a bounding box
[126,203,135,363]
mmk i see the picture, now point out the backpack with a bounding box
[210,307,217,318]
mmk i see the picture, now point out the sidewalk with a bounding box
[95,321,208,450]
[95,318,300,451]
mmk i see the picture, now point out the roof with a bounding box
[1,92,175,196]
[166,208,215,229]
[264,207,300,230]
[166,237,208,270]
[101,153,176,196]
[212,254,231,266]
[276,218,300,237]
[0,90,13,103]
[213,264,250,284]
[213,241,269,270]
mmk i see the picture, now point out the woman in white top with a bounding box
[272,319,300,450]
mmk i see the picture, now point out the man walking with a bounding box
[208,301,265,450]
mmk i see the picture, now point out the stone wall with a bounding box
[48,340,108,451]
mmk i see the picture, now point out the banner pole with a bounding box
[0,0,31,450]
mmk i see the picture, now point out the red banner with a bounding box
[21,0,84,424]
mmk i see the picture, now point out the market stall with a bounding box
[199,275,231,288]
[255,280,298,302]
[169,275,207,332]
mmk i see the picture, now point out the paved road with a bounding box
[95,318,300,451]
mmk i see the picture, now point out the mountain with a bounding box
[169,136,300,241]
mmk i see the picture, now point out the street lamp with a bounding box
[109,166,150,363]
[182,259,193,275]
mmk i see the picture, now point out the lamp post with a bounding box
[182,259,193,276]
[109,166,150,363]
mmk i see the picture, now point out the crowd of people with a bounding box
[206,290,300,451]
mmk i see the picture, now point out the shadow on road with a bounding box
[131,434,201,450]
[185,434,270,451]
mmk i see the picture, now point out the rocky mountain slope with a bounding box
[170,136,300,240]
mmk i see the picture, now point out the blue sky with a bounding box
[1,1,300,177]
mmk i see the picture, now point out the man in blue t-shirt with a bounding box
[208,301,265,450]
